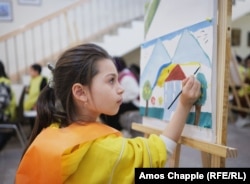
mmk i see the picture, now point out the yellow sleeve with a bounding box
[62,134,167,184]
[89,134,167,183]
[112,134,167,183]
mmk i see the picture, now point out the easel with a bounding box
[132,0,237,168]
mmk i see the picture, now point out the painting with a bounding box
[231,28,241,46]
[140,0,217,142]
[18,0,41,6]
[0,0,12,21]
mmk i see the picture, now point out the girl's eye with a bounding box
[109,78,115,84]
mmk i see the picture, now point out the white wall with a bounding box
[0,0,77,36]
[0,0,145,83]
[232,0,250,21]
[1,0,250,63]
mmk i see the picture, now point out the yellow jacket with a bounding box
[15,122,167,184]
[238,67,250,97]
[0,77,16,121]
[24,75,46,110]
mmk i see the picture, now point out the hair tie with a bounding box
[48,63,55,88]
[48,63,55,71]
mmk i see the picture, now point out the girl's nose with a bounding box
[118,83,124,94]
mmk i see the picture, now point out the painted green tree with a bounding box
[142,80,152,116]
[194,73,207,126]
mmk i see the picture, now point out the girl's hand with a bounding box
[180,75,201,108]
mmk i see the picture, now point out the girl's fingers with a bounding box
[182,75,195,90]
[182,76,189,86]
[180,75,201,106]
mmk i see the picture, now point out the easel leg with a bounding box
[201,151,211,167]
[211,155,226,168]
[168,143,181,167]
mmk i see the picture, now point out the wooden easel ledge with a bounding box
[132,122,237,158]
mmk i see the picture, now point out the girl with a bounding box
[15,43,200,184]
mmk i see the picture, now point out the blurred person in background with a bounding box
[233,54,250,127]
[0,60,16,122]
[24,63,47,111]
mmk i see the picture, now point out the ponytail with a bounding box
[23,85,67,157]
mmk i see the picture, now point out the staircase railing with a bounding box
[0,0,144,83]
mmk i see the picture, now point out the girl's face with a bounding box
[85,58,124,117]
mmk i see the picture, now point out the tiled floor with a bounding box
[0,116,250,184]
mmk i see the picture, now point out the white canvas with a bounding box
[140,0,217,142]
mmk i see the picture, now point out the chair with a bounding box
[0,84,27,150]
[15,84,28,125]
[16,84,37,135]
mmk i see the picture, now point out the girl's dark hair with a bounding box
[113,56,127,72]
[0,61,8,78]
[25,43,112,152]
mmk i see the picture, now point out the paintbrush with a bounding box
[167,65,201,109]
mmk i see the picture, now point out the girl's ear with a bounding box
[72,83,88,102]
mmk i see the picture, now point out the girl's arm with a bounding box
[161,75,201,142]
